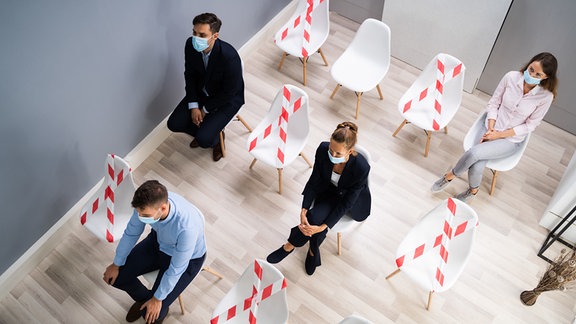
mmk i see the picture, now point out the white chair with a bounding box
[219,58,252,159]
[247,84,313,194]
[211,259,288,324]
[338,314,374,324]
[142,266,224,315]
[463,111,531,195]
[330,18,391,120]
[392,53,466,157]
[275,0,330,85]
[386,198,478,310]
[330,145,371,255]
[80,154,136,242]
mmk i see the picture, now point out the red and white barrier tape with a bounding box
[402,55,463,130]
[277,0,325,58]
[80,154,131,242]
[211,260,287,324]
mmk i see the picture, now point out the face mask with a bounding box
[138,215,159,224]
[524,69,541,85]
[192,35,211,52]
[327,150,347,164]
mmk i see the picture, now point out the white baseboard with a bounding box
[0,1,297,300]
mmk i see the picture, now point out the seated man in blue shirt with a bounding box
[103,180,206,324]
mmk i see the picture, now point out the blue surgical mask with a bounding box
[524,69,541,85]
[327,150,347,164]
[138,215,159,224]
[192,36,210,52]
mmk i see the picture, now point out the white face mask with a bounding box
[327,150,347,164]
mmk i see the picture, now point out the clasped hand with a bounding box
[481,128,500,142]
[191,108,205,126]
[298,215,322,237]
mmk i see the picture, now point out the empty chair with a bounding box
[142,266,224,315]
[330,145,371,255]
[463,111,531,195]
[393,53,466,157]
[80,154,136,242]
[339,314,374,324]
[275,0,330,85]
[211,259,288,324]
[386,198,478,310]
[330,18,391,120]
[247,84,313,194]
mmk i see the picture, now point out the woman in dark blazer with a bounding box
[267,121,371,275]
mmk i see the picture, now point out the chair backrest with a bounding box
[80,154,136,242]
[247,84,310,168]
[274,0,330,57]
[399,53,465,131]
[339,314,374,324]
[338,18,391,75]
[463,111,531,172]
[394,198,478,292]
[211,259,288,324]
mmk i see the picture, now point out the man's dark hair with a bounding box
[193,13,222,33]
[131,180,168,209]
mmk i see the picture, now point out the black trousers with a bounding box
[287,195,338,266]
[112,230,205,321]
[167,97,240,148]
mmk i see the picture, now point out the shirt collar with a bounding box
[515,72,542,95]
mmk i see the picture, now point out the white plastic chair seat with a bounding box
[329,18,391,119]
[339,314,374,324]
[392,53,465,156]
[274,0,329,58]
[330,145,371,255]
[330,18,391,92]
[386,198,478,310]
[80,154,136,242]
[247,84,312,194]
[211,259,288,324]
[463,111,531,195]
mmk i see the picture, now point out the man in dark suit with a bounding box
[167,13,245,161]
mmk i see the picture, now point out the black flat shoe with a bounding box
[267,246,292,264]
[126,301,143,322]
[305,250,318,276]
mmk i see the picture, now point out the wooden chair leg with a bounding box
[385,268,401,280]
[355,92,363,120]
[201,266,224,280]
[444,126,448,134]
[236,115,252,132]
[392,119,408,137]
[177,295,185,314]
[302,57,307,86]
[490,170,498,195]
[424,131,432,157]
[300,152,313,168]
[249,158,257,169]
[318,48,329,66]
[219,131,226,158]
[426,291,434,310]
[330,84,341,99]
[337,232,342,255]
[277,168,283,194]
[376,84,384,100]
[278,52,287,70]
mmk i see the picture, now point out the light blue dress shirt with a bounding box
[113,192,207,300]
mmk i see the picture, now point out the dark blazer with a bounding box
[301,142,372,228]
[184,38,245,113]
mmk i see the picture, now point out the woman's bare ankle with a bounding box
[283,243,294,252]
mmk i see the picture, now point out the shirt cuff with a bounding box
[188,102,199,110]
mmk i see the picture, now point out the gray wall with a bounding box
[477,0,576,135]
[0,0,290,275]
[330,0,384,23]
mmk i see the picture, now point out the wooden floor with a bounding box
[2,13,576,324]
